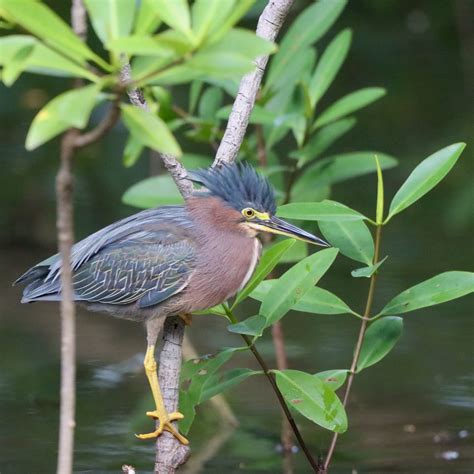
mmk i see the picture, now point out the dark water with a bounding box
[1,221,473,474]
[1,1,473,472]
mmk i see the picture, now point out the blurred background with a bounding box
[0,0,473,473]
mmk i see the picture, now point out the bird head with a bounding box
[189,163,329,247]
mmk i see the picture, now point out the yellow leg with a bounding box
[178,313,192,326]
[135,345,189,445]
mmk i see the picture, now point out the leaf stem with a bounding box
[223,305,322,473]
[324,224,383,470]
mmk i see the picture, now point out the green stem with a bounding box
[324,224,383,471]
[223,305,322,473]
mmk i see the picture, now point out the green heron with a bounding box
[15,163,328,444]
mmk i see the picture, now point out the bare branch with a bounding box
[213,0,295,167]
[56,0,86,471]
[74,97,121,148]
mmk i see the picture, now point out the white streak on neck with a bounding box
[238,238,261,292]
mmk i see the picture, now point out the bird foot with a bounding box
[135,410,188,445]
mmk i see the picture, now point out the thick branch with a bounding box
[213,0,295,166]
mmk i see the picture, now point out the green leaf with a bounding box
[375,154,384,224]
[309,28,352,108]
[380,271,474,316]
[107,35,176,57]
[122,175,184,209]
[123,135,144,167]
[260,248,339,325]
[313,87,386,129]
[387,143,466,221]
[189,80,203,114]
[200,368,259,402]
[198,86,223,120]
[351,256,388,278]
[120,104,181,156]
[227,315,267,337]
[233,239,296,307]
[274,369,347,433]
[357,317,403,371]
[181,153,212,169]
[25,83,100,150]
[84,0,135,45]
[0,35,97,80]
[319,220,374,265]
[2,43,33,86]
[206,0,255,43]
[277,200,366,222]
[180,347,239,434]
[275,239,308,263]
[217,104,279,126]
[251,280,356,316]
[133,0,161,35]
[314,370,348,391]
[148,0,193,41]
[267,0,347,88]
[191,0,222,43]
[292,118,356,167]
[1,0,106,68]
[295,151,397,188]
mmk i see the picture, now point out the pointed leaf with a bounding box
[191,0,222,43]
[267,0,347,88]
[292,118,356,167]
[1,0,105,67]
[260,248,339,325]
[310,28,352,107]
[387,143,466,221]
[351,256,388,278]
[0,36,97,80]
[148,0,192,40]
[295,151,397,189]
[108,35,177,57]
[227,315,267,337]
[133,0,161,35]
[198,86,223,120]
[314,87,386,129]
[357,317,403,371]
[123,135,144,167]
[25,84,100,150]
[122,175,183,209]
[120,104,181,156]
[200,368,260,402]
[84,0,135,44]
[277,200,366,222]
[2,43,33,86]
[380,271,474,316]
[314,370,348,390]
[233,239,295,307]
[319,220,374,265]
[252,280,355,316]
[274,369,347,433]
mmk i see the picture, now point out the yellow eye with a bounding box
[242,208,255,219]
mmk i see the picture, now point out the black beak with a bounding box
[261,216,330,247]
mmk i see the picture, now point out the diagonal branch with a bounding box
[213,0,295,167]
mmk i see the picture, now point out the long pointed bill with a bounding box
[256,216,330,247]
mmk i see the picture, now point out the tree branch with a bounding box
[56,1,86,472]
[213,0,295,166]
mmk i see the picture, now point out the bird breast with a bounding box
[181,234,261,313]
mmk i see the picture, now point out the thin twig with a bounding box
[213,0,295,166]
[224,307,320,473]
[324,225,383,470]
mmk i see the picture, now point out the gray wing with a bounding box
[17,206,196,308]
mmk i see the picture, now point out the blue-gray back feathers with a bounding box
[16,206,196,308]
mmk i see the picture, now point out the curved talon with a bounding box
[136,410,188,445]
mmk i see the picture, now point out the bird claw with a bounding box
[135,410,188,445]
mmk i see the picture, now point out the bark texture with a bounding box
[213,0,295,166]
